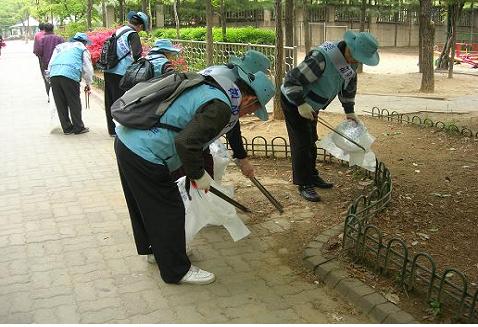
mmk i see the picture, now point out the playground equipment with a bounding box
[435,42,478,68]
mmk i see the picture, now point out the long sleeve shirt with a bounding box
[125,24,143,60]
[175,100,231,179]
[35,33,64,70]
[281,41,357,114]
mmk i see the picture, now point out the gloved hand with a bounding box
[237,158,255,178]
[191,171,213,191]
[346,112,359,123]
[298,103,316,121]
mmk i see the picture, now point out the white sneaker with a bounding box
[179,265,215,285]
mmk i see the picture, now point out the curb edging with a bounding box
[304,223,419,324]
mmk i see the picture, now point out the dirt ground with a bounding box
[227,48,478,322]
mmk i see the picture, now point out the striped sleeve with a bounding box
[338,72,357,113]
[281,50,326,106]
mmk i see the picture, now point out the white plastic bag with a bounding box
[318,120,376,172]
[48,99,62,134]
[178,177,251,244]
[209,140,230,182]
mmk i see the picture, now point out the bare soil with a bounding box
[231,111,478,323]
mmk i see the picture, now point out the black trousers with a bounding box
[281,93,319,186]
[104,72,125,135]
[114,138,191,284]
[50,76,85,133]
[38,58,50,97]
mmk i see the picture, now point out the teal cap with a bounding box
[237,70,275,121]
[229,50,271,74]
[150,39,180,53]
[344,31,380,66]
[72,32,91,45]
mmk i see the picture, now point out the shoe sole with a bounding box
[74,128,90,135]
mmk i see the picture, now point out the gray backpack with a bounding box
[111,72,208,130]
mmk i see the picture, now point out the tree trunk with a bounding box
[174,0,180,38]
[448,2,465,79]
[357,0,367,73]
[303,0,311,53]
[142,0,147,14]
[220,0,227,41]
[205,0,214,66]
[419,0,434,93]
[87,0,93,30]
[119,0,124,23]
[418,0,422,72]
[102,0,106,27]
[284,0,294,69]
[274,0,285,120]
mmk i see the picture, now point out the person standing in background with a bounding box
[103,11,148,137]
[0,35,5,57]
[34,23,63,102]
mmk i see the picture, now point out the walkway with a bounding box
[0,40,369,323]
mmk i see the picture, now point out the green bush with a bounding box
[57,22,88,40]
[151,26,275,45]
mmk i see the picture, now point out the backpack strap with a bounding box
[116,27,136,62]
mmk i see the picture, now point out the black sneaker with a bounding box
[312,175,334,189]
[298,185,321,202]
[63,128,74,135]
[74,127,90,135]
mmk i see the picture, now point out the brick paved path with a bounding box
[0,40,368,323]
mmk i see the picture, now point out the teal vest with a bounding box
[106,26,136,76]
[145,53,169,78]
[49,44,84,82]
[303,42,356,110]
[116,84,233,171]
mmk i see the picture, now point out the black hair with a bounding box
[38,22,46,30]
[44,23,54,33]
[129,17,144,27]
[235,78,255,97]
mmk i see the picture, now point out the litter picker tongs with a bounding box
[316,116,366,152]
[84,90,90,109]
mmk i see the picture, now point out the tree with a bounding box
[419,0,434,92]
[303,0,311,53]
[436,0,466,77]
[205,0,213,66]
[119,0,124,24]
[273,0,284,120]
[87,0,93,30]
[174,0,180,38]
[220,0,226,41]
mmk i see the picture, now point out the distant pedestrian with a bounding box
[0,35,5,56]
[103,11,148,137]
[34,23,63,102]
[47,32,93,135]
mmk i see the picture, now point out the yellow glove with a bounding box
[298,103,316,121]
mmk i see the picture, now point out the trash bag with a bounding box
[178,177,251,244]
[48,99,62,134]
[318,120,376,172]
[209,139,230,182]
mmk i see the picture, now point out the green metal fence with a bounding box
[171,39,297,77]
